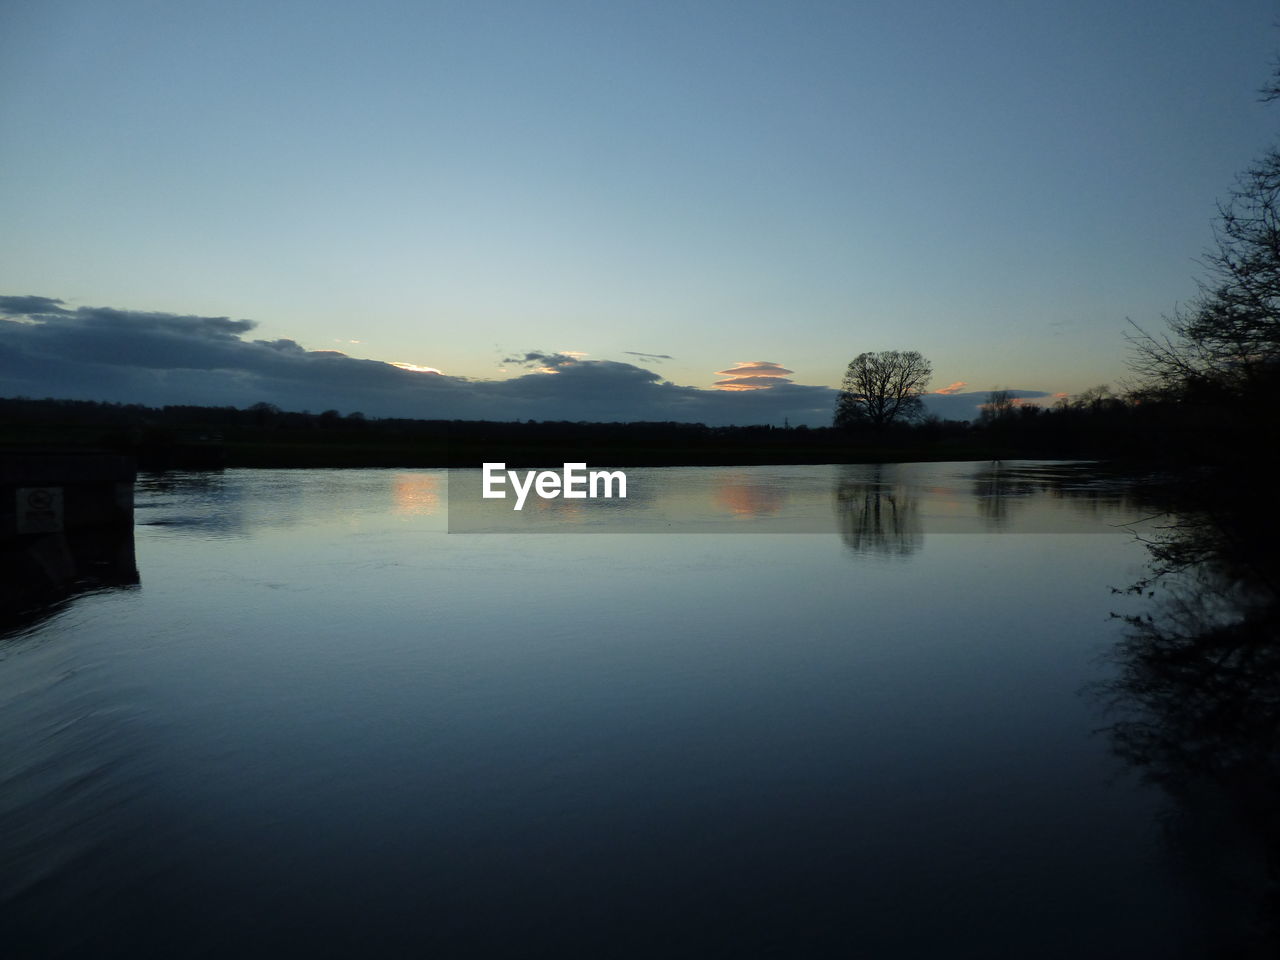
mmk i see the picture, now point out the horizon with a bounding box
[0,293,1061,425]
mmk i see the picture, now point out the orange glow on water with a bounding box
[713,479,789,517]
[393,474,440,515]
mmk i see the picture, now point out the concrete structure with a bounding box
[1,451,135,537]
[1,451,138,626]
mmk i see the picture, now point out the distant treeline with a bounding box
[0,391,1225,469]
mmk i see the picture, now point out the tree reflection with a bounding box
[832,466,922,557]
[1102,497,1280,953]
[970,461,1038,526]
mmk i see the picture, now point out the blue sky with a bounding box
[2,0,1278,422]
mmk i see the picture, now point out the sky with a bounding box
[2,0,1279,425]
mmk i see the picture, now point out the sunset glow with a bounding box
[391,362,443,375]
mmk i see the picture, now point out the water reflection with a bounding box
[832,465,923,556]
[135,470,252,537]
[447,461,1156,535]
[392,473,441,516]
[137,469,445,536]
[0,463,1205,956]
[0,528,139,639]
[971,461,1038,526]
[969,460,1148,529]
[1101,496,1280,954]
[713,475,790,518]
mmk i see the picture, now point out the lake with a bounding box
[0,462,1217,957]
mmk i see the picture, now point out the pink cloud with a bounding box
[935,381,968,395]
[713,360,795,391]
[714,375,791,390]
[715,361,794,377]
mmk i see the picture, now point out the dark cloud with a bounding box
[0,296,1070,426]
[0,295,72,317]
[623,351,673,361]
[0,296,841,426]
[500,351,581,370]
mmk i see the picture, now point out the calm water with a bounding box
[1,463,1213,957]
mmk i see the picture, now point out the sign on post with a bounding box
[17,487,64,534]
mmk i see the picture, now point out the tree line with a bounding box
[1086,62,1280,956]
[830,97,1280,468]
[831,55,1279,468]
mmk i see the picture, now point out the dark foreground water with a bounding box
[0,464,1220,957]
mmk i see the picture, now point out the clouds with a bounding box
[0,296,256,341]
[713,361,796,391]
[500,351,584,373]
[0,295,71,317]
[0,296,841,426]
[623,351,673,362]
[0,295,1072,426]
[715,361,794,378]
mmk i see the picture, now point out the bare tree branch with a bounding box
[834,351,933,428]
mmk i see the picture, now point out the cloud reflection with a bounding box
[392,474,441,516]
[713,477,790,518]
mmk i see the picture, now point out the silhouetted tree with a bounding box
[1130,70,1280,404]
[1106,80,1280,930]
[1071,384,1123,412]
[833,350,932,428]
[978,388,1015,424]
[249,401,281,427]
[1125,63,1280,469]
